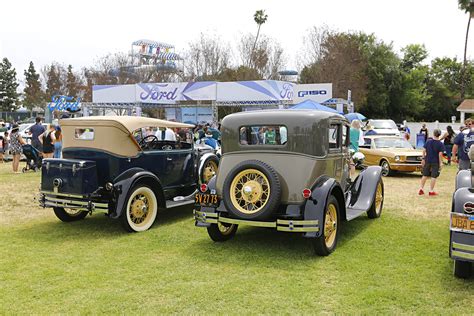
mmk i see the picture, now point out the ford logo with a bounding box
[53,178,63,188]
[463,202,474,214]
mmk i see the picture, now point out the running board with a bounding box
[346,207,367,221]
[166,199,195,209]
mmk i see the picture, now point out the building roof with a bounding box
[456,99,474,112]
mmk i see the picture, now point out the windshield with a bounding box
[371,120,397,129]
[374,138,413,149]
[19,124,31,132]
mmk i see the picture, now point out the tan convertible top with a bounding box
[60,116,194,134]
[60,116,194,157]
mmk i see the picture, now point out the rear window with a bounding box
[74,128,95,140]
[239,125,287,145]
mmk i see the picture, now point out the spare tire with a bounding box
[223,160,281,220]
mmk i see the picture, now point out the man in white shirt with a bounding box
[155,128,176,141]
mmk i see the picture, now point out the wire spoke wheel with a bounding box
[123,186,158,232]
[230,169,271,215]
[375,182,383,215]
[324,203,338,249]
[202,160,218,184]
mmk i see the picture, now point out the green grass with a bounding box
[0,163,472,314]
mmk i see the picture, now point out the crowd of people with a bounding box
[0,116,62,173]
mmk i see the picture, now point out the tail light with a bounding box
[200,184,208,193]
[302,188,311,199]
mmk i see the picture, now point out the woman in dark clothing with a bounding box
[39,125,56,159]
[419,124,429,142]
[9,125,26,173]
[440,125,456,165]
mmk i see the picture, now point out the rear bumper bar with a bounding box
[194,210,319,233]
[39,191,109,213]
[451,241,474,261]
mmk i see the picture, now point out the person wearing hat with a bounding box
[9,124,26,173]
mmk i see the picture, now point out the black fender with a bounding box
[303,176,345,238]
[455,170,471,190]
[110,167,165,219]
[347,166,382,213]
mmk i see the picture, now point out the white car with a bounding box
[365,119,400,137]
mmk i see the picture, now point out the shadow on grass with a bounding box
[186,213,375,265]
[12,204,194,242]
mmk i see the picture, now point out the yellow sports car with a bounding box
[359,136,423,176]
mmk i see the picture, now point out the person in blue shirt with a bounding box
[419,129,445,196]
[452,118,474,170]
[29,117,45,153]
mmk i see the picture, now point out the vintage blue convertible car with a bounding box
[39,116,219,232]
[450,151,474,278]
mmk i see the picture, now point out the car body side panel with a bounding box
[215,152,345,204]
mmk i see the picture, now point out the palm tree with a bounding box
[250,10,268,67]
[459,0,474,99]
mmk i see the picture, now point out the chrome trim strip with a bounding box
[452,242,474,252]
[41,191,86,199]
[451,250,474,260]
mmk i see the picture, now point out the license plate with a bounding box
[195,193,219,207]
[450,213,474,234]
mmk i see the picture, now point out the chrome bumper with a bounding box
[194,210,319,233]
[39,191,109,213]
[451,242,474,261]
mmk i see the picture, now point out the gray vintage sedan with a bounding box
[194,110,384,255]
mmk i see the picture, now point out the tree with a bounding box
[250,10,268,67]
[459,0,474,99]
[400,44,428,71]
[23,61,44,110]
[66,64,81,97]
[238,34,285,79]
[185,33,231,81]
[44,63,64,98]
[299,31,369,110]
[0,58,20,112]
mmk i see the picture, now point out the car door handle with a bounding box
[167,158,173,161]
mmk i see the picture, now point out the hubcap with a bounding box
[381,162,389,176]
[130,194,150,225]
[324,204,338,248]
[230,169,270,214]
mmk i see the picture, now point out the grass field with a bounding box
[0,162,472,314]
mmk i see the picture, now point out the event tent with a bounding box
[290,99,343,114]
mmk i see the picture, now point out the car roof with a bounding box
[60,116,194,134]
[222,110,346,129]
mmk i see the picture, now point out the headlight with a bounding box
[394,155,400,162]
[105,182,114,191]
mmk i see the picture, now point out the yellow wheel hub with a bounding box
[324,204,338,248]
[203,160,218,183]
[230,169,270,214]
[129,194,151,225]
[375,182,383,214]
